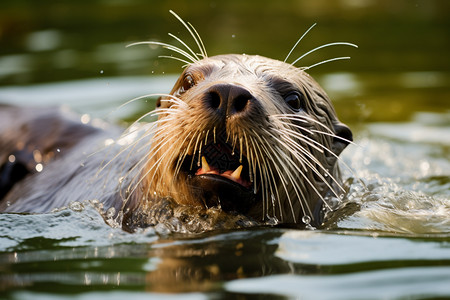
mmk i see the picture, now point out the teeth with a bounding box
[231,165,243,180]
[201,156,210,172]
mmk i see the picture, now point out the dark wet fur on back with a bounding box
[0,105,129,213]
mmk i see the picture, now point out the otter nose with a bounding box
[204,84,253,117]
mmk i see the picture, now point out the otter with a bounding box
[0,12,354,231]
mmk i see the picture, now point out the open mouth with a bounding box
[179,131,257,213]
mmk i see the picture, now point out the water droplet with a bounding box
[104,138,115,146]
[231,34,236,38]
[265,215,279,225]
[35,163,43,172]
[106,207,116,218]
[302,215,311,225]
[69,201,84,212]
[6,201,11,207]
[90,199,104,211]
[81,114,90,124]
[100,70,104,74]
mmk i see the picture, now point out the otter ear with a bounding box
[331,122,353,156]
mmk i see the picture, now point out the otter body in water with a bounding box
[0,15,354,231]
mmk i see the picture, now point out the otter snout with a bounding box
[203,84,256,119]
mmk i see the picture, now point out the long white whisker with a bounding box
[257,138,283,220]
[277,117,358,147]
[272,114,334,134]
[276,120,365,192]
[103,94,158,121]
[104,93,186,125]
[267,128,335,209]
[261,141,308,221]
[284,23,317,63]
[127,41,197,63]
[279,127,324,153]
[173,132,195,179]
[158,55,192,66]
[168,33,200,61]
[272,144,324,216]
[126,133,179,200]
[272,122,347,192]
[117,124,177,187]
[303,56,352,70]
[249,135,267,219]
[121,107,180,138]
[310,128,355,146]
[258,140,295,222]
[187,22,207,58]
[95,128,154,176]
[251,129,300,222]
[291,42,358,66]
[273,131,344,203]
[169,10,206,60]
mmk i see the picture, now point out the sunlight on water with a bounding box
[276,230,450,264]
[226,230,450,299]
[226,268,450,300]
[0,206,158,252]
[0,76,176,120]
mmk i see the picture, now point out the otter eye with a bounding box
[182,74,195,92]
[284,92,305,111]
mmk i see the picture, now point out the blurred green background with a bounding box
[0,0,449,124]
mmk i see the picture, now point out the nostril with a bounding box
[207,91,221,110]
[233,95,250,113]
[204,84,254,117]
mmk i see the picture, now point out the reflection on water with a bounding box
[1,209,449,299]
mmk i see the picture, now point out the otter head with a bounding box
[141,54,352,226]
